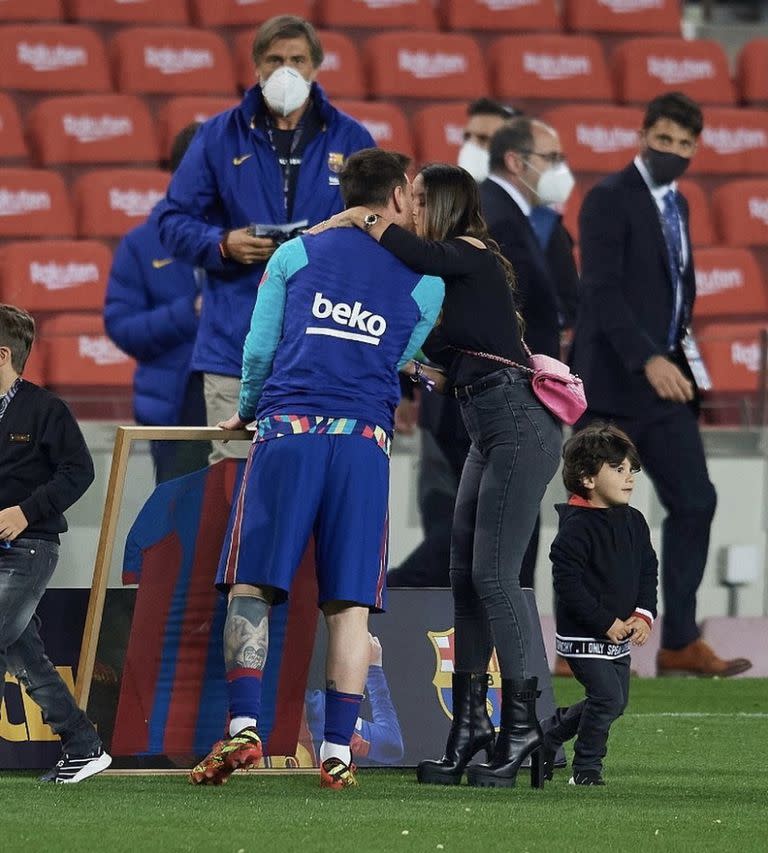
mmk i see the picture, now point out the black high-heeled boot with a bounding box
[467,676,545,789]
[542,700,585,780]
[417,672,495,785]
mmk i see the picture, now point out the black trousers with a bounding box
[578,404,717,649]
[559,656,630,775]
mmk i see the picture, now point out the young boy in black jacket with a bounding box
[545,423,658,785]
[0,305,111,783]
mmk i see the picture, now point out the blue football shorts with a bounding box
[216,433,389,612]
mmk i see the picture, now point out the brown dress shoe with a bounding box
[657,639,752,677]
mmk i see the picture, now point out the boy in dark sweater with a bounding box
[0,305,111,783]
[545,423,658,785]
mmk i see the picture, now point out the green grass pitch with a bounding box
[3,678,766,853]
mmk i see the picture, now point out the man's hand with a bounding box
[394,397,419,436]
[0,506,28,541]
[217,413,248,432]
[625,616,652,646]
[605,618,632,644]
[223,228,276,265]
[644,355,694,403]
[368,633,383,667]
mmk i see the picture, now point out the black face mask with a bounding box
[643,147,691,185]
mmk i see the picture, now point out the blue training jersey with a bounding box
[238,229,444,432]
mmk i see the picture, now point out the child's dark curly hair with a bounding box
[562,422,641,498]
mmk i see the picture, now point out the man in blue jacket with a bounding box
[105,123,208,483]
[156,15,375,461]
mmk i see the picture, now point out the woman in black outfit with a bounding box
[314,164,562,788]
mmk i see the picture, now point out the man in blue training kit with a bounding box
[190,149,444,789]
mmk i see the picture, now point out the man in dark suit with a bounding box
[479,117,580,588]
[572,91,751,677]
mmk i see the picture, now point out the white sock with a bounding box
[229,716,258,737]
[320,740,351,766]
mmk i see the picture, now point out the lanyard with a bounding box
[263,113,305,217]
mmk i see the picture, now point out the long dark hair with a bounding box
[419,163,517,293]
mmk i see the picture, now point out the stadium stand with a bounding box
[543,104,644,175]
[0,238,111,313]
[489,34,613,103]
[365,32,486,101]
[0,0,61,22]
[411,102,470,166]
[0,93,27,162]
[438,0,561,32]
[189,0,311,28]
[612,37,735,105]
[691,107,768,176]
[110,27,236,96]
[737,39,768,106]
[563,0,682,34]
[66,0,189,25]
[335,100,414,157]
[693,247,768,320]
[234,29,367,98]
[0,23,110,93]
[73,168,169,239]
[27,94,159,166]
[316,0,437,30]
[157,96,236,160]
[0,168,74,238]
[712,179,768,247]
[678,178,716,248]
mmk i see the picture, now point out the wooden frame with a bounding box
[74,425,251,709]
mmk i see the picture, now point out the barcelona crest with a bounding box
[426,629,503,727]
[327,152,345,173]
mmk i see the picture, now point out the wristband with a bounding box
[219,232,230,260]
[410,361,435,392]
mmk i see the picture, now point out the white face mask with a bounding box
[531,161,575,206]
[457,140,490,183]
[261,66,311,117]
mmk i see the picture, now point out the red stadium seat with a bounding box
[412,102,469,166]
[0,239,111,311]
[678,178,715,248]
[613,37,735,106]
[66,0,188,24]
[737,39,768,105]
[0,0,61,21]
[564,0,681,34]
[690,108,768,176]
[543,105,643,174]
[693,248,767,319]
[0,168,74,238]
[234,29,365,98]
[158,96,236,160]
[0,24,110,93]
[695,322,768,394]
[490,35,612,102]
[316,0,436,29]
[334,100,413,157]
[365,33,486,100]
[111,27,236,96]
[439,0,560,32]
[40,312,135,388]
[27,94,158,166]
[0,94,27,161]
[189,0,310,27]
[73,168,170,238]
[711,179,768,247]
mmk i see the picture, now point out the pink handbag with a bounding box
[457,344,588,426]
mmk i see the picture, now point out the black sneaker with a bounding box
[569,770,605,786]
[40,748,112,784]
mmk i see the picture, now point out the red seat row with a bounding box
[0,0,684,34]
[3,24,766,105]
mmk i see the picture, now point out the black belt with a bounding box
[453,368,526,401]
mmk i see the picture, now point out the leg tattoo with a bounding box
[224,596,269,674]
